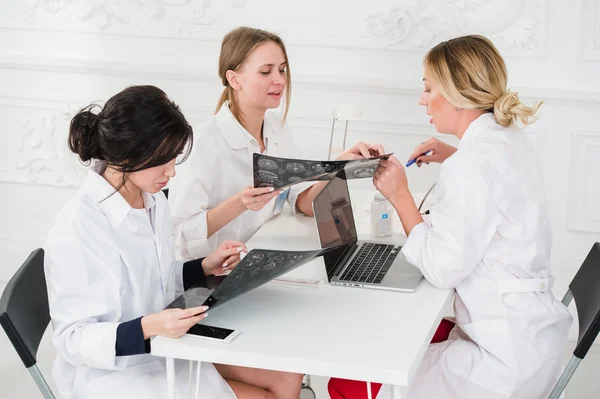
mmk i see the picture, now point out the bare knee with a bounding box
[226,378,277,399]
[268,372,303,398]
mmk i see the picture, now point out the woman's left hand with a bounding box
[373,156,410,203]
[202,240,248,276]
[336,142,385,160]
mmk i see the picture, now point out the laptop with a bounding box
[312,171,423,292]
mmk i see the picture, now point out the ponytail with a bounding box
[215,87,230,114]
[215,85,245,124]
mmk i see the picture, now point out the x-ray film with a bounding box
[166,247,338,312]
[253,153,393,189]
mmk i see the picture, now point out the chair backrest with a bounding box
[569,242,600,359]
[548,242,600,399]
[0,248,50,368]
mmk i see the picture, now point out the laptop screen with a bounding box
[313,170,358,249]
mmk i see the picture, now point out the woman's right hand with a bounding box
[238,186,282,211]
[336,141,385,160]
[409,138,457,166]
[141,306,208,339]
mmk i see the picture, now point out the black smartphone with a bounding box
[186,324,240,343]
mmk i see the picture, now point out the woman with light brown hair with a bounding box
[329,35,572,399]
[169,26,383,262]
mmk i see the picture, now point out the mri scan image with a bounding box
[253,153,392,189]
[166,286,214,311]
[344,161,379,179]
[241,252,265,270]
[311,163,337,173]
[166,248,325,312]
[257,158,280,170]
[284,162,307,173]
[258,170,279,183]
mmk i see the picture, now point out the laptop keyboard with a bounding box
[339,243,399,284]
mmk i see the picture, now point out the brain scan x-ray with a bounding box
[253,153,392,189]
[165,248,328,312]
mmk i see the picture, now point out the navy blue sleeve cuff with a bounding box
[183,257,207,290]
[115,317,150,356]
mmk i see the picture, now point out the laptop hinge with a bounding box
[330,242,358,279]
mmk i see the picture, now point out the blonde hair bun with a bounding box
[494,90,542,128]
[493,90,520,127]
[424,35,542,128]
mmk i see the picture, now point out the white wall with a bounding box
[1,0,600,397]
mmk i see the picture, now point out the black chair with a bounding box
[548,242,600,399]
[0,248,56,398]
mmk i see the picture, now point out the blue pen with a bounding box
[406,150,432,167]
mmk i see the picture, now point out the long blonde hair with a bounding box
[215,26,292,125]
[424,35,541,128]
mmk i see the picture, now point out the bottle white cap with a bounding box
[374,191,387,201]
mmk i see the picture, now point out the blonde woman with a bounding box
[330,35,572,399]
[169,26,382,261]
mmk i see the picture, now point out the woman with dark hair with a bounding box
[45,85,302,399]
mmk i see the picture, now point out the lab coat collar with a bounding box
[263,113,280,146]
[83,161,156,229]
[141,191,156,214]
[459,112,497,147]
[215,101,280,150]
[216,102,255,150]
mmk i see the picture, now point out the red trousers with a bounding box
[327,319,456,399]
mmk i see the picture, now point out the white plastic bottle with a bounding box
[371,192,393,237]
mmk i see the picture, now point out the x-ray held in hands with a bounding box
[253,153,393,189]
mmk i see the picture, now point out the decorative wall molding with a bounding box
[0,96,216,189]
[15,103,87,188]
[0,97,118,189]
[0,54,218,85]
[0,0,249,34]
[0,94,451,188]
[580,0,600,61]
[365,0,548,58]
[2,54,600,104]
[567,131,600,234]
[1,0,546,57]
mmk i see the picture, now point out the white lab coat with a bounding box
[169,102,312,260]
[44,163,235,399]
[378,113,572,399]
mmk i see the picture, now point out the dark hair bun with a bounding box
[68,104,102,162]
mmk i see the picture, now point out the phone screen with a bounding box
[187,324,235,340]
